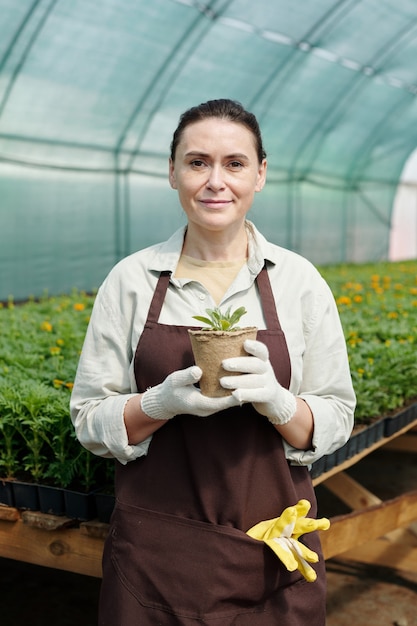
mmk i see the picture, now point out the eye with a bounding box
[190,159,206,168]
[228,160,244,169]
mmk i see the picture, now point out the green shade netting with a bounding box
[1,0,417,299]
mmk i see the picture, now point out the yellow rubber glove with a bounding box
[246,499,330,582]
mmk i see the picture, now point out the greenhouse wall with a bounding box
[0,165,405,301]
[1,0,417,300]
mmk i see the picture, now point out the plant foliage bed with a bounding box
[320,259,417,421]
[1,260,417,502]
[0,290,112,504]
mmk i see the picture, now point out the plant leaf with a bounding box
[192,315,214,326]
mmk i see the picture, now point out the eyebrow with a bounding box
[184,151,250,161]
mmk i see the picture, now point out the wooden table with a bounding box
[1,419,416,578]
[313,419,417,572]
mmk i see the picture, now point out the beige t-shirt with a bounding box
[175,255,246,304]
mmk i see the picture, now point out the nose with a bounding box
[206,164,225,191]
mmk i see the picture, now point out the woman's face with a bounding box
[169,118,267,234]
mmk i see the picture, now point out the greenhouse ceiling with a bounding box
[2,0,417,180]
[1,0,417,299]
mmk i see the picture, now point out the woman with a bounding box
[70,99,355,625]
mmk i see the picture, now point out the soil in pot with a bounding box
[188,327,257,397]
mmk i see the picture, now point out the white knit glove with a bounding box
[220,340,297,425]
[141,365,239,420]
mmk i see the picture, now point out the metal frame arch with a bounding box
[247,0,360,119]
[0,0,59,118]
[285,12,417,186]
[114,0,234,173]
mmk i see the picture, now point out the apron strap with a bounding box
[256,264,291,388]
[146,271,171,324]
[256,263,283,331]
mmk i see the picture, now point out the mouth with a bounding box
[199,199,232,209]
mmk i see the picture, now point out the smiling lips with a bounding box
[200,199,232,208]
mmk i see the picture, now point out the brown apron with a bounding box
[99,267,326,625]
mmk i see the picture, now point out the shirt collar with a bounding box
[148,221,280,275]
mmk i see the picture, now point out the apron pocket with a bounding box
[109,501,302,620]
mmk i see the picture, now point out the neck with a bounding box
[182,222,248,262]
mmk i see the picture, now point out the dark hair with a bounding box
[170,99,266,163]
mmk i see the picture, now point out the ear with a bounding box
[255,159,267,192]
[169,158,177,189]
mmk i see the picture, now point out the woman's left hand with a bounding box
[220,339,297,425]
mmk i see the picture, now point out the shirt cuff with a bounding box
[91,394,153,464]
[283,394,353,466]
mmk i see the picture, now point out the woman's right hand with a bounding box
[140,366,239,421]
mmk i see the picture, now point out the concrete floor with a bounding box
[326,559,417,626]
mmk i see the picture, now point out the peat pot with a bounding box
[188,327,257,397]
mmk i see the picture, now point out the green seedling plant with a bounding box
[72,446,106,493]
[16,380,55,483]
[43,394,79,488]
[192,306,248,331]
[0,381,22,479]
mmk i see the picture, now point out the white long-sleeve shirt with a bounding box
[70,222,355,466]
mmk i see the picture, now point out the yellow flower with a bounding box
[49,346,61,355]
[353,295,363,303]
[65,382,74,390]
[56,338,65,346]
[336,296,352,306]
[41,321,53,332]
[387,311,399,319]
[74,302,85,311]
[53,379,64,388]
